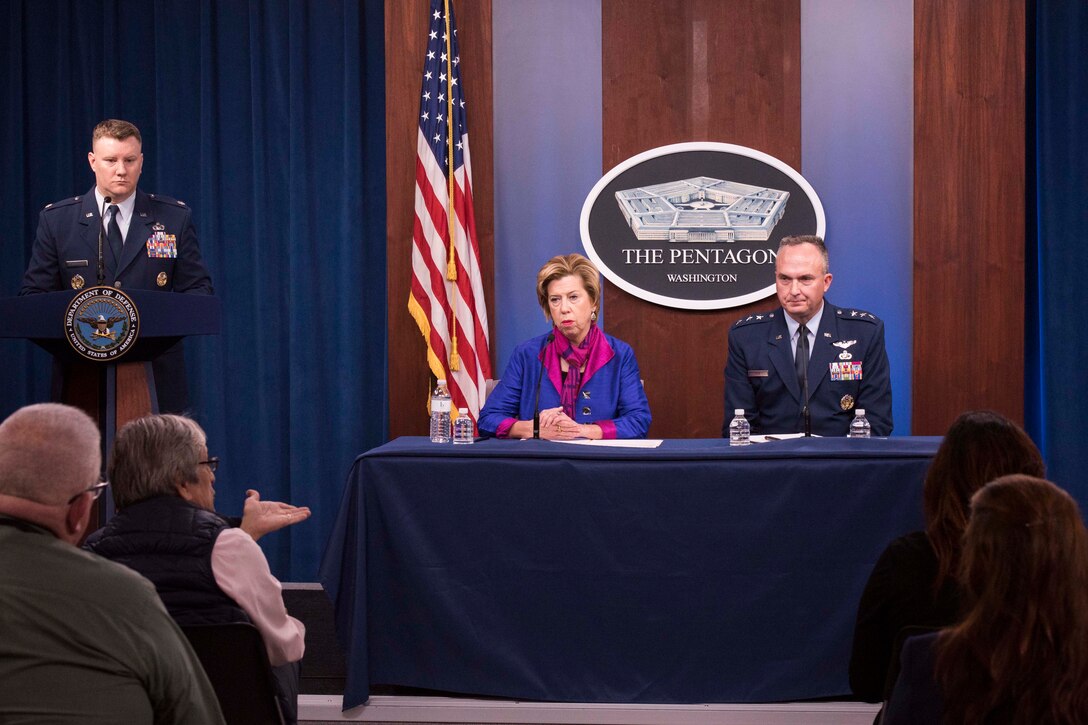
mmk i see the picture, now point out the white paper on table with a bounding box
[555,438,664,448]
[752,433,810,442]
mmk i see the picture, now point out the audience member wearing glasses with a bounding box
[85,413,310,724]
[0,404,224,724]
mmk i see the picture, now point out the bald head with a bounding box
[0,403,101,506]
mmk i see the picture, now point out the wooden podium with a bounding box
[0,290,220,526]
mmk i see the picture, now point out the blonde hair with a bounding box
[535,253,600,320]
[92,119,142,146]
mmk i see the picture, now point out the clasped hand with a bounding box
[538,407,583,440]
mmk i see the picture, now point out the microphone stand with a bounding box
[96,195,112,286]
[532,333,555,439]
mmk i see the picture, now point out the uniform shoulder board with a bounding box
[734,310,778,327]
[834,306,881,323]
[42,196,82,212]
[148,193,188,208]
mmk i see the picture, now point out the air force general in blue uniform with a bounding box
[20,120,212,414]
[723,236,892,437]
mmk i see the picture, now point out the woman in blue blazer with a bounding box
[478,253,650,440]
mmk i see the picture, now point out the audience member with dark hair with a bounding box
[884,475,1088,724]
[849,410,1045,702]
[86,413,310,723]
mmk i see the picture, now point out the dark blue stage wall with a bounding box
[1028,0,1088,511]
[0,0,387,580]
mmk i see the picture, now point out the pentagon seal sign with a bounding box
[580,142,826,310]
[64,286,140,361]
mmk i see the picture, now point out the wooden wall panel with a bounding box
[913,0,1025,435]
[602,0,801,438]
[386,0,494,438]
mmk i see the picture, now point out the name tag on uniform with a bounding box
[829,361,863,381]
[146,232,178,259]
[747,369,769,378]
[65,259,89,268]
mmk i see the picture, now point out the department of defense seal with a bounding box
[64,286,140,362]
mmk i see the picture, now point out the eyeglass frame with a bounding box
[198,456,220,473]
[67,480,110,505]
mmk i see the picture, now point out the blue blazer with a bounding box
[479,331,651,439]
[723,301,893,436]
[21,187,213,295]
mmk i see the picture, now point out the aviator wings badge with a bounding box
[833,339,858,360]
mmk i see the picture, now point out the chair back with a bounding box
[181,622,285,725]
[877,625,941,724]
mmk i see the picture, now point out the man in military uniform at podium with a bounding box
[21,119,213,414]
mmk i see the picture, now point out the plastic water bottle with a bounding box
[848,408,871,438]
[453,407,474,444]
[429,379,452,443]
[729,409,751,446]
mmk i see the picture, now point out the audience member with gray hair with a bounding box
[86,413,310,724]
[0,403,224,724]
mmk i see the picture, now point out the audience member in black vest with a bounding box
[849,410,1045,703]
[884,474,1088,724]
[0,404,224,723]
[86,414,310,724]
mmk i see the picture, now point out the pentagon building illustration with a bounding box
[615,177,790,242]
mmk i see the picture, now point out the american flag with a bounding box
[408,0,492,421]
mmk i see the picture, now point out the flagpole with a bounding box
[442,0,460,370]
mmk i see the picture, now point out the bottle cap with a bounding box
[856,409,866,416]
[734,409,744,416]
[458,408,468,415]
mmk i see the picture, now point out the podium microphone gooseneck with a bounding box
[96,195,112,286]
[532,333,555,439]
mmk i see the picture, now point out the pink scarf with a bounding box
[552,324,602,418]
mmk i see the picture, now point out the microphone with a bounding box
[532,332,555,439]
[96,195,112,286]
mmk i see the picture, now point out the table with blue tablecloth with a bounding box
[320,436,939,709]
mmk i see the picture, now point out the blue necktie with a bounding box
[107,205,123,270]
[795,324,810,401]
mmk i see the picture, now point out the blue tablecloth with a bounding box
[320,436,940,709]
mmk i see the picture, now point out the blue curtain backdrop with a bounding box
[1028,0,1088,510]
[0,0,387,580]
